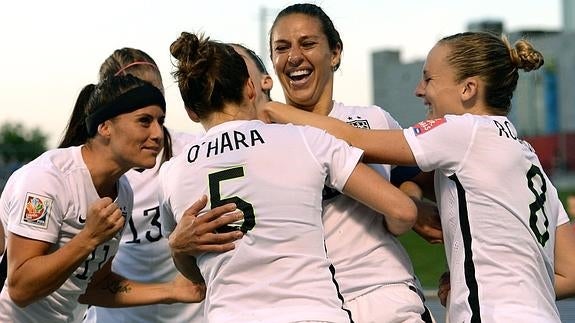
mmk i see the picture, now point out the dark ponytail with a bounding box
[58,84,96,148]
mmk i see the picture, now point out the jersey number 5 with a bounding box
[527,164,550,247]
[209,167,255,233]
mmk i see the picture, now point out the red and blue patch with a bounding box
[412,118,446,135]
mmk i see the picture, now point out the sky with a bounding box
[0,0,562,148]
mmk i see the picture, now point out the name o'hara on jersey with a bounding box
[187,129,265,163]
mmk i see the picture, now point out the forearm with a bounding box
[172,252,205,284]
[80,273,181,307]
[8,232,99,307]
[264,102,358,145]
[263,102,416,165]
[555,274,575,299]
[554,223,575,299]
[0,223,5,253]
[411,170,436,201]
[343,164,417,236]
[79,256,206,307]
[384,208,418,236]
[399,181,423,200]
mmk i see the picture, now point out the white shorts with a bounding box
[344,283,435,323]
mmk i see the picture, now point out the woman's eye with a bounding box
[139,118,152,126]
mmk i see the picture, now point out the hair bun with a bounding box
[513,40,544,72]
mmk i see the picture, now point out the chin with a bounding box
[137,158,157,170]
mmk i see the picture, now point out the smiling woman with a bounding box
[0,1,561,151]
[261,30,575,323]
[0,75,205,323]
[268,4,436,323]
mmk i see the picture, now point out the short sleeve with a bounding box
[403,115,474,173]
[3,166,65,244]
[298,126,363,192]
[557,207,570,227]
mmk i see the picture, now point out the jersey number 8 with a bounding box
[527,164,550,247]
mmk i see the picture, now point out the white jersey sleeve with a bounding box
[404,114,564,322]
[158,120,362,323]
[4,164,65,244]
[0,147,134,323]
[403,116,473,173]
[299,125,363,191]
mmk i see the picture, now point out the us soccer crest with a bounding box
[21,192,52,228]
[346,116,370,129]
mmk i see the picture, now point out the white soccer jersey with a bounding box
[325,102,422,302]
[403,114,568,323]
[159,120,363,323]
[0,146,133,323]
[84,130,203,323]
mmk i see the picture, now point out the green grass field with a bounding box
[398,231,447,289]
[399,189,574,290]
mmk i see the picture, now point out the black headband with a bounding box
[85,83,166,136]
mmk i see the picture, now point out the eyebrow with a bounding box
[273,34,321,43]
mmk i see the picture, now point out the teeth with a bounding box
[289,70,310,77]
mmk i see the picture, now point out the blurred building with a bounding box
[371,50,424,126]
[467,19,503,35]
[565,0,575,32]
[371,14,575,175]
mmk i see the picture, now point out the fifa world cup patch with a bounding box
[412,117,446,135]
[21,192,52,228]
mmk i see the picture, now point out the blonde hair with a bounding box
[439,32,544,115]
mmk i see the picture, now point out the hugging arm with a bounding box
[79,259,205,307]
[261,101,417,166]
[343,162,417,235]
[554,222,575,299]
[399,180,443,244]
[7,197,124,307]
[168,196,244,283]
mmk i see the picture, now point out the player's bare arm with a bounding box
[553,222,575,299]
[261,101,417,166]
[343,163,417,235]
[400,181,443,244]
[79,260,205,306]
[7,197,123,307]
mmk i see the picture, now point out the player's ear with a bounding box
[185,107,200,123]
[330,42,342,71]
[261,75,273,93]
[461,77,478,102]
[98,121,112,138]
[245,78,256,103]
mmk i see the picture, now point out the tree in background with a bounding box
[0,122,48,163]
[0,122,49,192]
